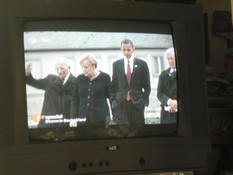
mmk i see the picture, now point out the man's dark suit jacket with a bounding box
[110,58,151,111]
[157,67,177,123]
[26,73,76,119]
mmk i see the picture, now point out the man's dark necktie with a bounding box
[170,71,176,80]
[126,60,131,101]
[61,78,65,87]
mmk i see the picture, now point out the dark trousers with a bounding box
[112,100,145,125]
[160,108,177,124]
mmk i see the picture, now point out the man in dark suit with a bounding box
[110,39,151,126]
[26,57,76,128]
[157,47,178,124]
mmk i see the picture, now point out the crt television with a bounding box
[0,0,210,175]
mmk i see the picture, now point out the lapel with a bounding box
[119,59,128,85]
[62,74,73,88]
[119,59,125,73]
[63,74,72,87]
[131,58,138,80]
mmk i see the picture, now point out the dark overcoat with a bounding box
[157,67,177,123]
[26,73,76,118]
[70,71,111,124]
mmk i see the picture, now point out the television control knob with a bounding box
[139,158,146,166]
[68,161,78,171]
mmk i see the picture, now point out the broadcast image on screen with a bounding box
[24,30,177,141]
[0,2,211,174]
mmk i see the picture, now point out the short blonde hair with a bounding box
[79,54,97,68]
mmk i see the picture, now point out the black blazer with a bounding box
[70,71,111,124]
[110,58,151,111]
[26,73,76,118]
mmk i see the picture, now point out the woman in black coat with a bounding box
[70,54,111,125]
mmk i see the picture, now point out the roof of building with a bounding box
[24,32,173,51]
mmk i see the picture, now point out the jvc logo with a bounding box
[106,145,119,151]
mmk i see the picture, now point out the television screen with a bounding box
[24,20,177,141]
[0,1,210,175]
